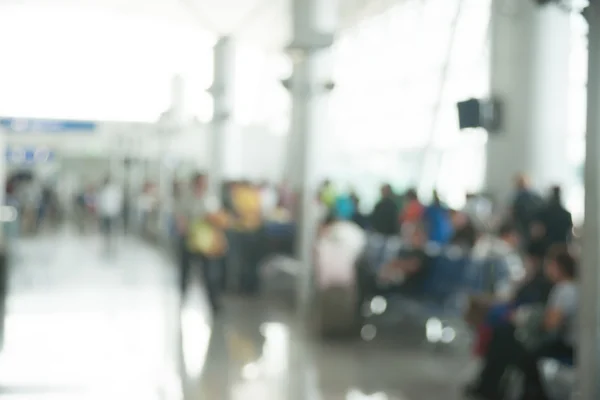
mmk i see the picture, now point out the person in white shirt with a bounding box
[259,182,278,218]
[98,177,123,252]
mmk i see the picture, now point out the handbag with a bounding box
[186,218,228,258]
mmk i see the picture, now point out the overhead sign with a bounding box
[6,147,55,164]
[0,117,96,133]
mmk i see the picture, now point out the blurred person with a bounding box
[349,191,368,229]
[531,185,573,251]
[259,181,278,218]
[379,225,432,296]
[466,248,578,400]
[176,173,226,311]
[37,184,53,229]
[464,192,493,231]
[231,180,263,295]
[400,189,424,242]
[277,181,295,213]
[333,190,355,221]
[137,182,157,233]
[318,180,336,211]
[467,242,554,358]
[19,181,41,234]
[511,174,543,246]
[472,221,524,298]
[370,184,400,236]
[221,181,235,215]
[423,190,453,244]
[97,177,123,253]
[449,210,478,249]
[315,218,366,336]
[81,185,97,232]
[401,188,424,223]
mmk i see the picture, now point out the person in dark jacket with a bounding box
[531,186,573,251]
[370,184,400,236]
[350,191,368,229]
[513,241,554,306]
[511,174,543,246]
[449,210,478,249]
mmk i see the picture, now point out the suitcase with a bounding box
[316,285,359,338]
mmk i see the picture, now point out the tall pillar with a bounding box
[209,37,239,202]
[580,5,600,399]
[486,0,571,200]
[287,0,336,308]
[157,75,183,231]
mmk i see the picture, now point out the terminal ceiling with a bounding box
[1,0,401,51]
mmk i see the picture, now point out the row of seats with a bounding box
[361,234,575,399]
[362,234,510,324]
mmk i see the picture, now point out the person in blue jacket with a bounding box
[334,192,355,221]
[423,190,453,244]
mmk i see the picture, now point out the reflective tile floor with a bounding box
[0,230,474,400]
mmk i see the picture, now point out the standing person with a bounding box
[318,180,336,212]
[175,173,225,311]
[350,191,368,229]
[400,189,424,241]
[401,189,424,224]
[511,174,543,247]
[231,181,262,295]
[531,186,573,251]
[370,184,399,236]
[97,177,123,254]
[259,181,278,219]
[423,190,453,245]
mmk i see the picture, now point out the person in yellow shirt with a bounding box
[319,180,336,210]
[232,181,262,231]
[175,173,227,311]
[231,181,263,294]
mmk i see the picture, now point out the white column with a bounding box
[161,76,184,216]
[170,74,184,125]
[486,0,571,200]
[288,0,336,308]
[580,5,600,399]
[0,126,5,242]
[209,37,237,201]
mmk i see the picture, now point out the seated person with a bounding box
[423,190,453,244]
[449,210,478,249]
[465,248,578,400]
[379,225,432,296]
[513,241,554,307]
[471,221,524,299]
[467,242,554,356]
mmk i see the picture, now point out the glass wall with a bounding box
[328,0,492,209]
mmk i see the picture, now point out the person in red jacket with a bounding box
[401,189,424,224]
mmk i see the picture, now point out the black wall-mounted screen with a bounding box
[457,98,481,129]
[457,97,503,133]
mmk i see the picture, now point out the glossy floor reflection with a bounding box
[1,230,183,399]
[1,231,473,400]
[197,297,474,400]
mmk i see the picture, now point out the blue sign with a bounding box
[6,147,55,164]
[0,117,96,133]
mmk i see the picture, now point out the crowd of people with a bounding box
[313,174,575,400]
[5,168,578,399]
